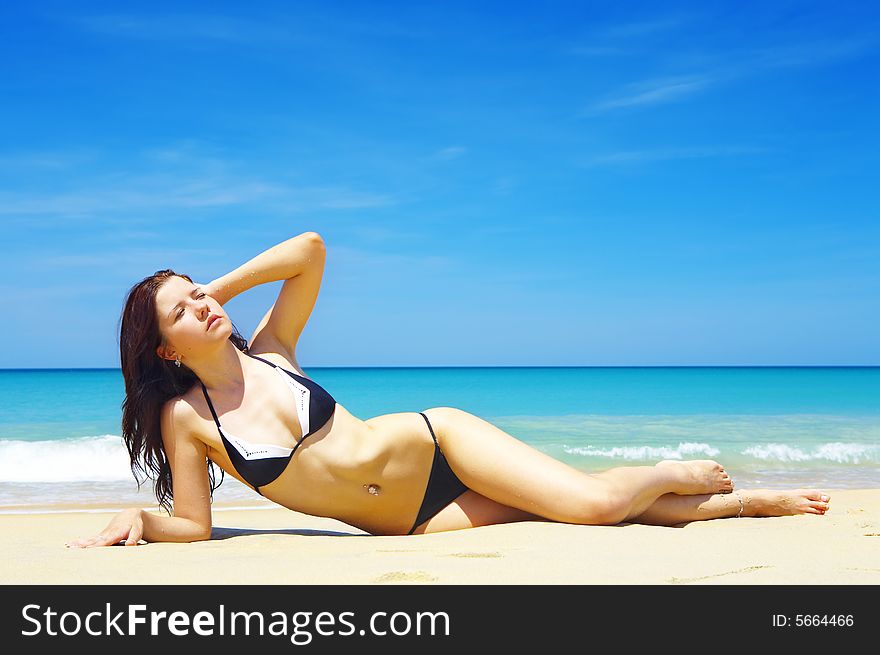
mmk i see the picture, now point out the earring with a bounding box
[174,356,181,368]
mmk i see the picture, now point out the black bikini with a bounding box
[199,352,468,532]
[408,412,469,534]
[200,353,336,495]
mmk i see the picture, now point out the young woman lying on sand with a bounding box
[66,232,831,547]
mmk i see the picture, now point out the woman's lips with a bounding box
[207,315,222,329]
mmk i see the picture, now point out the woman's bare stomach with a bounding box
[212,405,439,535]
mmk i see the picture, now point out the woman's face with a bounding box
[154,276,232,363]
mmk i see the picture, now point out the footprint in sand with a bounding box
[373,571,438,583]
[446,552,503,558]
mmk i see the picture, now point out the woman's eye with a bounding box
[174,293,204,321]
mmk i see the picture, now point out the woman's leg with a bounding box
[423,407,733,526]
[418,488,832,533]
[628,489,831,526]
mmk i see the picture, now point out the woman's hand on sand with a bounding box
[65,508,145,548]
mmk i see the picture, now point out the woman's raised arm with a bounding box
[204,231,324,307]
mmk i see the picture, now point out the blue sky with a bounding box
[1,1,878,367]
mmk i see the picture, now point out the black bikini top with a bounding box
[199,353,337,494]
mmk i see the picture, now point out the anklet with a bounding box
[734,492,744,518]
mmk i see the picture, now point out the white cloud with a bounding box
[598,17,687,39]
[432,146,468,161]
[748,34,879,69]
[582,145,772,167]
[568,45,631,57]
[567,15,689,57]
[579,29,877,115]
[77,14,292,45]
[74,11,428,48]
[0,179,285,217]
[329,244,456,285]
[491,177,516,194]
[0,144,399,221]
[31,248,225,270]
[0,283,116,302]
[585,74,711,114]
[0,150,97,170]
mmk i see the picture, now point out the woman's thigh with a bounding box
[413,489,545,534]
[422,407,612,523]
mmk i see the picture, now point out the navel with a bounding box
[363,483,381,496]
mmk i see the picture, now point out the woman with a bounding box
[66,232,831,547]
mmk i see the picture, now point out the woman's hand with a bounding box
[195,279,230,306]
[65,508,145,548]
[192,280,212,297]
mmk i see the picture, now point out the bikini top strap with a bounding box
[246,352,279,369]
[199,382,222,427]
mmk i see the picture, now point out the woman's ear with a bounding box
[156,345,175,361]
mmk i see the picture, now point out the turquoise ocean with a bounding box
[0,367,877,513]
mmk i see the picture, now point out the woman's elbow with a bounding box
[194,525,213,542]
[302,231,324,247]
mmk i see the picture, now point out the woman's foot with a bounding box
[739,489,830,517]
[656,459,734,495]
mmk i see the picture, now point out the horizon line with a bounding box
[1,365,878,371]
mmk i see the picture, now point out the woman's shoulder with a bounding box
[159,389,210,442]
[246,337,309,378]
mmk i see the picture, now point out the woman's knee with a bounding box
[567,481,631,526]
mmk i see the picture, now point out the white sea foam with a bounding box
[562,440,880,465]
[563,442,721,460]
[0,435,134,482]
[742,442,880,464]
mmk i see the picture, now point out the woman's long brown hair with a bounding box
[118,270,248,514]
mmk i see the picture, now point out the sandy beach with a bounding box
[0,489,876,585]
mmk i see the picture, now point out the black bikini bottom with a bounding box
[408,412,469,534]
